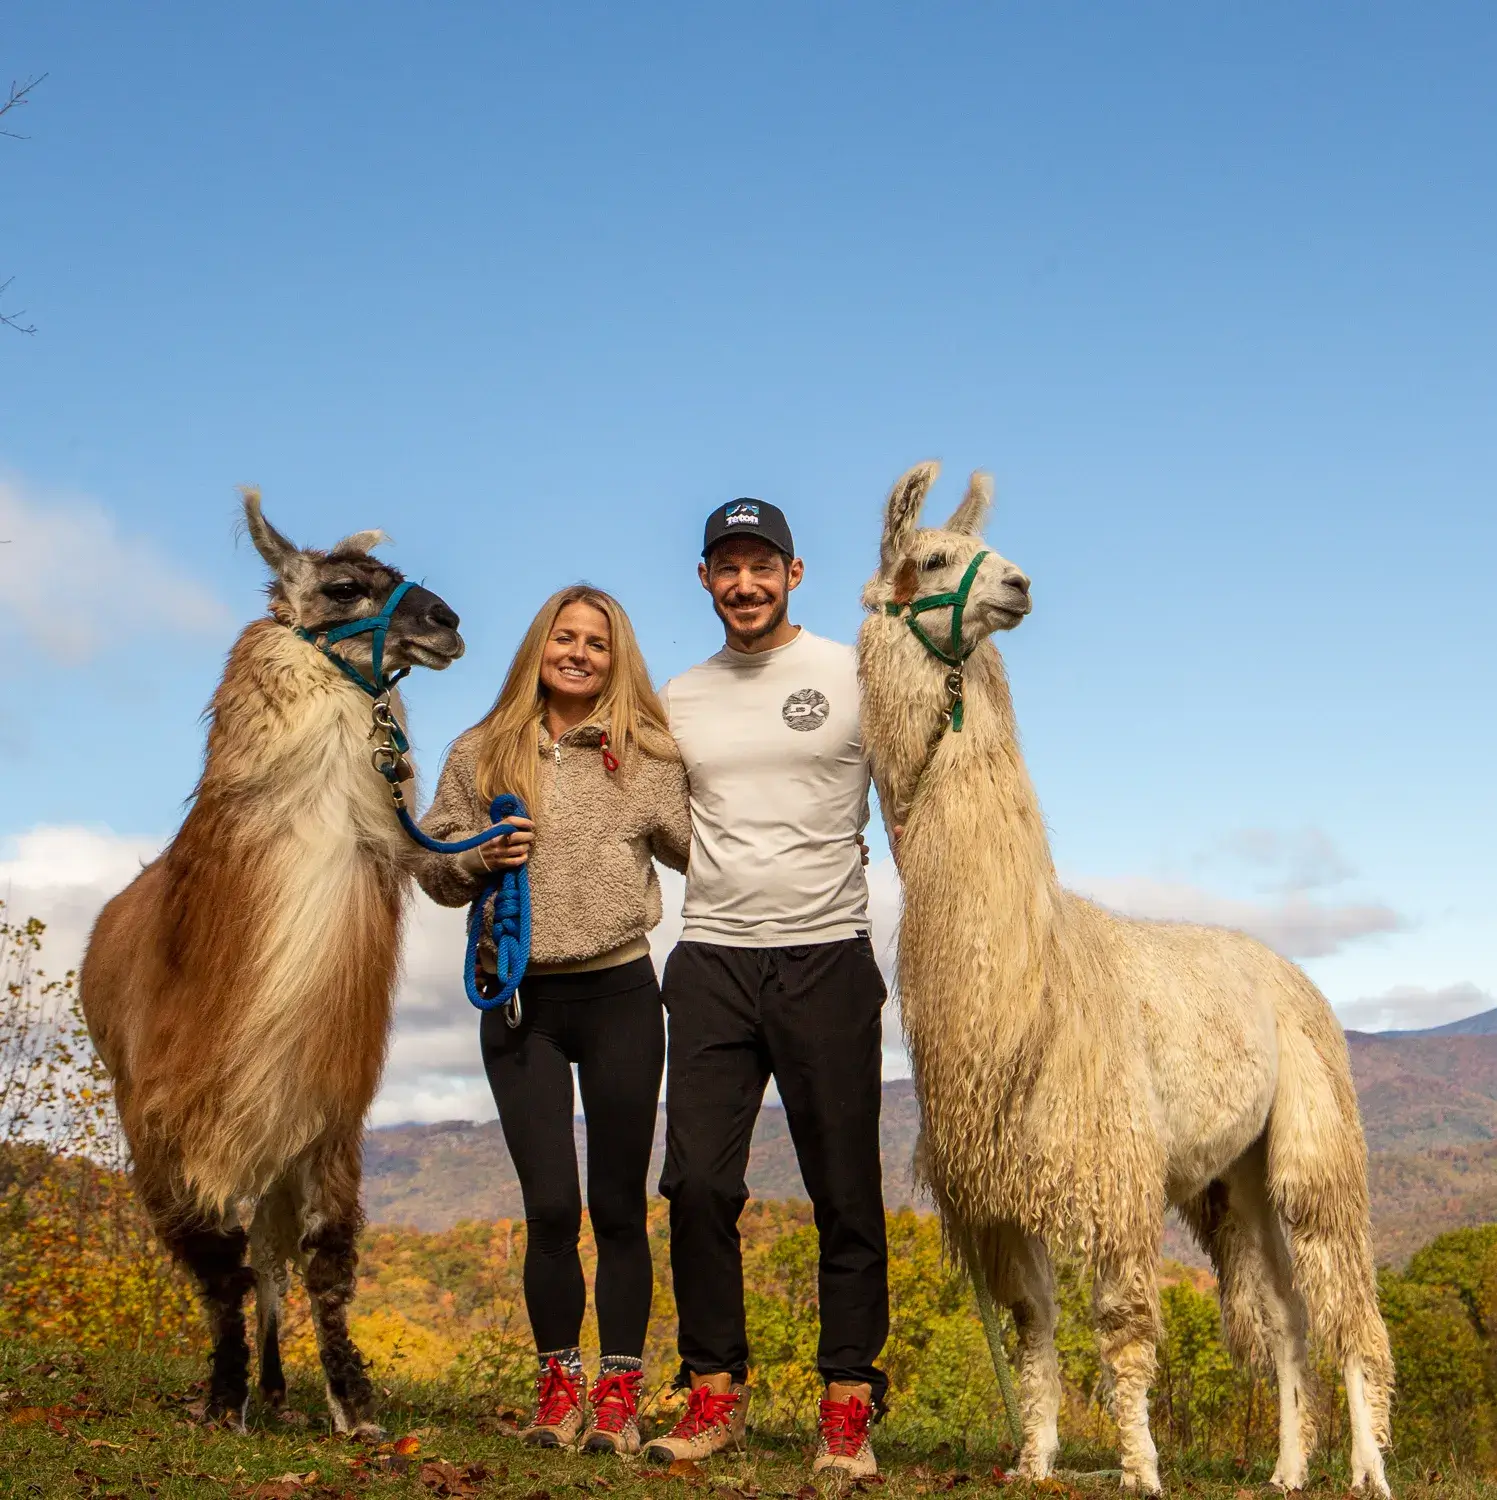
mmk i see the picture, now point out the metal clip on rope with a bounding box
[369,695,531,1025]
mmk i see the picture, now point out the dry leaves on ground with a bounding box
[417,1459,493,1497]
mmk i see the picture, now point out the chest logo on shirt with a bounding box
[782,687,830,732]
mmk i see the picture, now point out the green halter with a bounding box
[884,550,989,731]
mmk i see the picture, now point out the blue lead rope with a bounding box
[294,604,533,1018]
[393,793,532,1016]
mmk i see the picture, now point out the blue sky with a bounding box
[3,4,1494,1117]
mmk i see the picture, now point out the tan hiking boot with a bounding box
[581,1368,644,1455]
[522,1357,590,1448]
[642,1377,748,1462]
[812,1387,876,1478]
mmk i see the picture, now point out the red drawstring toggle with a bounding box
[599,730,620,774]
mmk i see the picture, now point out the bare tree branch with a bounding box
[2,74,45,333]
[0,278,35,335]
[0,73,46,139]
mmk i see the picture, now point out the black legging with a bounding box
[479,955,664,1357]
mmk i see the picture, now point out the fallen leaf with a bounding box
[671,1460,707,1479]
[797,1487,819,1500]
[522,1492,553,1500]
[9,1407,47,1425]
[278,1410,310,1429]
[393,1436,422,1456]
[85,1439,135,1452]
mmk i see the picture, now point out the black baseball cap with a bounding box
[702,498,796,560]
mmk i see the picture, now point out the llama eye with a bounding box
[921,554,949,571]
[322,581,364,603]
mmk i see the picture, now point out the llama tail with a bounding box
[1265,979,1393,1444]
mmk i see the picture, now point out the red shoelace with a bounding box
[818,1393,871,1456]
[588,1369,642,1433]
[534,1358,583,1426]
[667,1383,739,1438]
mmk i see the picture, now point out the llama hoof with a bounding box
[1350,1468,1391,1499]
[205,1405,248,1434]
[1017,1452,1055,1481]
[1270,1468,1308,1493]
[1120,1468,1162,1496]
[352,1420,386,1442]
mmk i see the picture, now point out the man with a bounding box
[644,499,888,1477]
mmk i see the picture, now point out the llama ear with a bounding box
[944,471,993,535]
[331,529,391,558]
[240,487,303,577]
[881,461,940,574]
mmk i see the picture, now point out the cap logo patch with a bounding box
[725,502,761,527]
[782,687,830,732]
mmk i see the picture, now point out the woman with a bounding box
[416,585,690,1454]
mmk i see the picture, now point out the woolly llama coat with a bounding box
[81,494,466,1435]
[857,462,1393,1497]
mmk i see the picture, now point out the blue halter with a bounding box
[297,579,416,697]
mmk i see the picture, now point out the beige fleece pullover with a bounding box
[414,723,691,970]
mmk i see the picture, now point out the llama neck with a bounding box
[861,631,1059,1045]
[197,619,404,842]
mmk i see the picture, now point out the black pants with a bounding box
[659,938,889,1403]
[480,956,664,1357]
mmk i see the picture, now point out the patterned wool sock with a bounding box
[538,1346,584,1381]
[598,1353,643,1376]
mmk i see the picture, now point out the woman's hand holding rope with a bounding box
[460,816,535,875]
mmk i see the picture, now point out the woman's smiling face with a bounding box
[539,600,613,704]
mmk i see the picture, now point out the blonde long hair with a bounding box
[472,584,677,818]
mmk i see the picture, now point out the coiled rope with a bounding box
[367,696,532,1024]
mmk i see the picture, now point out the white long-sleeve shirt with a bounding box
[663,628,871,947]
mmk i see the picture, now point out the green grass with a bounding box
[0,1343,1486,1500]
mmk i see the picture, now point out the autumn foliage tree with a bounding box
[3,905,1496,1470]
[0,902,197,1350]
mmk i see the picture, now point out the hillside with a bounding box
[365,1033,1497,1265]
[1382,1005,1497,1038]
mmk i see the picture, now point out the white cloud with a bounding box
[1336,981,1494,1035]
[1208,826,1356,894]
[1074,874,1403,959]
[0,475,231,661]
[8,826,1413,1131]
[0,825,163,977]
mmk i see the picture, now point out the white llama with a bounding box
[857,462,1392,1496]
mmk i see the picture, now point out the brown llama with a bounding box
[80,492,465,1434]
[858,463,1392,1495]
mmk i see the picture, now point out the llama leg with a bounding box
[1267,1064,1392,1495]
[250,1198,294,1409]
[1344,1355,1389,1496]
[296,1141,380,1438]
[1251,1201,1315,1489]
[988,1227,1061,1479]
[1181,1152,1315,1490]
[171,1221,256,1427]
[1094,1255,1161,1495]
[255,1260,289,1408]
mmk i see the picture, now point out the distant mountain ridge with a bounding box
[365,1034,1497,1265]
[1372,1006,1497,1038]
